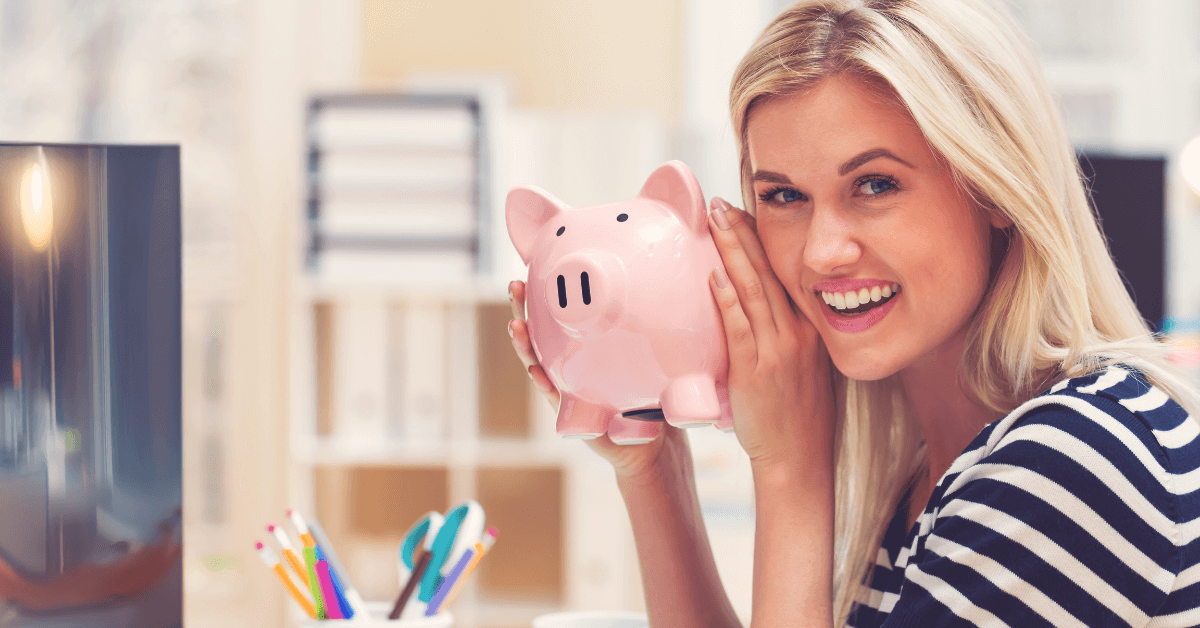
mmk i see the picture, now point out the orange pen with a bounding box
[268,523,310,586]
[256,541,317,619]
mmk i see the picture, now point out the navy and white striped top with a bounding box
[848,364,1200,627]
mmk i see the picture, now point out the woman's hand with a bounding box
[706,197,836,472]
[508,280,683,480]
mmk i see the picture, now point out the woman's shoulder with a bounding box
[882,363,1200,628]
[955,363,1198,482]
[889,364,1199,626]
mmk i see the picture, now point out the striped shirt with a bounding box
[848,364,1200,627]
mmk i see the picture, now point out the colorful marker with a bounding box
[309,518,370,619]
[436,527,497,612]
[315,560,343,619]
[290,508,353,618]
[304,546,326,619]
[268,523,309,587]
[256,541,316,619]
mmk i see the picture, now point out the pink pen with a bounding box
[315,560,343,619]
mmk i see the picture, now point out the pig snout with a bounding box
[543,250,625,335]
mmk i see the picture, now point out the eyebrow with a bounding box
[838,148,913,176]
[750,170,793,184]
[750,148,915,184]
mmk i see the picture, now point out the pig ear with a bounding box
[637,161,706,236]
[506,185,569,266]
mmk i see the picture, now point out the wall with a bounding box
[360,0,682,122]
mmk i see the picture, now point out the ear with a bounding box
[988,208,1013,230]
[506,185,569,266]
[637,160,707,236]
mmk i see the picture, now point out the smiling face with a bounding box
[746,73,1005,381]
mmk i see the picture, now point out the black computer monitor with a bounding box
[1078,152,1166,331]
[0,144,181,627]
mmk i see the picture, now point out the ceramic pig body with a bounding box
[506,161,733,444]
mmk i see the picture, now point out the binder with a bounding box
[305,94,484,280]
[401,301,447,446]
[333,300,388,443]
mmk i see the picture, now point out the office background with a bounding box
[1,0,1199,626]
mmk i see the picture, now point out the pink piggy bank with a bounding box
[506,161,734,445]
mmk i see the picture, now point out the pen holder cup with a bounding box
[532,611,649,628]
[296,602,453,627]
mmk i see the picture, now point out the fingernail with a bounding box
[508,283,514,300]
[709,198,731,231]
[712,267,728,289]
[508,320,516,338]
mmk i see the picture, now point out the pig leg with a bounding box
[660,373,720,428]
[714,383,735,433]
[556,395,610,439]
[607,413,662,445]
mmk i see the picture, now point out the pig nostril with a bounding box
[557,275,567,308]
[581,272,591,305]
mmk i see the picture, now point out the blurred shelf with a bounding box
[292,435,573,468]
[295,273,511,304]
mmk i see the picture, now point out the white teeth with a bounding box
[818,283,901,310]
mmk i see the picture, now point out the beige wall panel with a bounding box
[362,0,681,121]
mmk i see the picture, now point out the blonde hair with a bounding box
[729,0,1200,624]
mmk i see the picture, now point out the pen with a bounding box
[290,508,353,618]
[309,518,371,619]
[315,560,343,619]
[287,508,318,548]
[268,523,310,586]
[390,548,432,620]
[438,526,497,612]
[425,547,473,616]
[304,546,326,619]
[255,541,317,619]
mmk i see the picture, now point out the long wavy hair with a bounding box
[729,0,1200,624]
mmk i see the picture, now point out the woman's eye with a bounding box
[856,177,897,196]
[757,187,805,204]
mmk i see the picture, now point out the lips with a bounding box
[820,291,900,333]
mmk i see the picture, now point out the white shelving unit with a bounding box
[284,94,676,627]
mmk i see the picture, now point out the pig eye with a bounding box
[617,213,628,222]
[556,226,565,236]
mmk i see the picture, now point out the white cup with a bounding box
[296,602,452,627]
[532,611,649,628]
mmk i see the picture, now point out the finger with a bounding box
[708,198,779,346]
[711,197,796,338]
[528,364,561,406]
[738,208,803,318]
[742,210,758,234]
[508,318,539,371]
[508,280,526,321]
[709,265,759,370]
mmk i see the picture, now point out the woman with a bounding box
[509,0,1200,625]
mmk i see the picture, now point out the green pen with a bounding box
[304,546,326,619]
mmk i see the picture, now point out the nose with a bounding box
[802,203,862,275]
[544,250,625,335]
